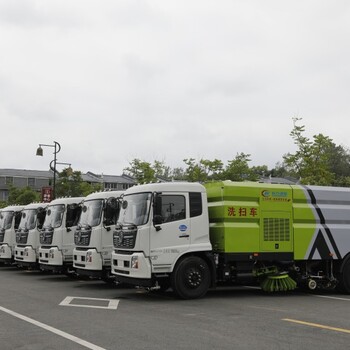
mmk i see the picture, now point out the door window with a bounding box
[160,195,186,223]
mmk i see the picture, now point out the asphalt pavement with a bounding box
[0,264,349,350]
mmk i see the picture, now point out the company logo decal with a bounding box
[179,224,187,232]
[261,190,291,202]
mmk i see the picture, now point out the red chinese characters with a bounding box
[227,206,258,217]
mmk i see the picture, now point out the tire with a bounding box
[171,256,210,299]
[339,257,350,293]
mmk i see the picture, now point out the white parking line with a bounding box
[0,306,107,350]
[312,295,350,302]
[59,296,119,310]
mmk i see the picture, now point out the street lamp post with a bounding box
[36,141,61,200]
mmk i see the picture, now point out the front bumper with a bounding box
[111,251,152,281]
[73,248,103,271]
[39,247,64,266]
[0,244,13,262]
[15,246,37,264]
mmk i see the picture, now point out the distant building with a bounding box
[0,168,135,201]
[82,172,135,191]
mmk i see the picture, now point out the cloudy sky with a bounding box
[1,0,350,175]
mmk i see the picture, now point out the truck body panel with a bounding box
[14,202,47,268]
[73,190,123,279]
[39,197,83,272]
[0,205,24,263]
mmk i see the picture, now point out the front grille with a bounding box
[74,229,91,246]
[40,230,54,245]
[0,230,4,243]
[16,230,29,244]
[113,226,137,249]
[263,218,290,241]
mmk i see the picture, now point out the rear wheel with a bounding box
[171,256,210,299]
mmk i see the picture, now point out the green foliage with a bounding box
[55,168,102,198]
[171,167,186,181]
[282,118,348,185]
[183,158,208,182]
[7,186,40,205]
[223,153,257,181]
[124,159,157,184]
[182,158,224,182]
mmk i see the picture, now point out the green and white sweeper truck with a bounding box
[111,180,350,299]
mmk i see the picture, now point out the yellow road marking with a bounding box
[283,318,350,334]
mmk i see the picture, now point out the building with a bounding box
[0,169,135,201]
[81,172,135,191]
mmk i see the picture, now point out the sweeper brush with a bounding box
[260,273,297,292]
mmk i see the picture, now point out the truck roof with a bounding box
[83,190,124,201]
[123,182,206,195]
[22,202,48,210]
[48,197,84,206]
[0,205,24,212]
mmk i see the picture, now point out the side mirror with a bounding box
[153,215,162,226]
[153,192,163,231]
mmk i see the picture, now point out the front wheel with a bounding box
[171,256,210,299]
[339,257,350,293]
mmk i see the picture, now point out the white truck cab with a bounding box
[14,202,47,268]
[39,197,83,273]
[0,205,24,264]
[73,190,123,281]
[111,182,212,295]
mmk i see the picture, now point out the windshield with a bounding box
[119,192,151,226]
[18,209,37,231]
[43,204,65,229]
[0,211,14,230]
[79,199,103,227]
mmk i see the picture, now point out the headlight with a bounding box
[131,256,139,269]
[86,251,92,263]
[24,248,29,256]
[0,246,5,254]
[49,249,55,259]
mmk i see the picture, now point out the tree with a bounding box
[183,158,208,182]
[152,160,171,179]
[171,167,186,181]
[200,159,224,180]
[55,168,102,198]
[223,153,257,181]
[283,118,336,185]
[124,159,156,184]
[7,186,40,205]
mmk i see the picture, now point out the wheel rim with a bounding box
[185,267,203,288]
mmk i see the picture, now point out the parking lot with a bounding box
[0,264,349,350]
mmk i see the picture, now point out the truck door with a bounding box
[150,193,190,268]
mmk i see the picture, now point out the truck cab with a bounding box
[0,205,24,264]
[39,197,83,273]
[14,202,47,268]
[73,191,123,281]
[111,182,213,297]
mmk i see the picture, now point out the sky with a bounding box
[1,0,350,176]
